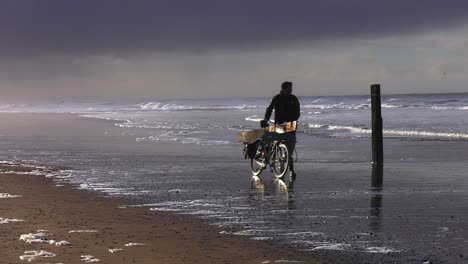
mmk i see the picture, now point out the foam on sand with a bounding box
[310,243,352,251]
[124,242,147,247]
[0,217,25,224]
[0,192,21,198]
[282,231,325,236]
[261,260,302,263]
[81,255,101,262]
[19,230,71,246]
[108,248,124,253]
[20,231,50,244]
[365,247,401,253]
[19,250,56,262]
[251,237,273,241]
[54,240,72,246]
[69,229,99,233]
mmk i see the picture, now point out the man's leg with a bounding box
[287,133,296,181]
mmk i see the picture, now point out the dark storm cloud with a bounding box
[2,0,468,57]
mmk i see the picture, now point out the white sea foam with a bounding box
[431,106,452,110]
[186,210,219,215]
[19,230,72,246]
[20,231,50,243]
[108,248,124,253]
[20,250,56,262]
[279,231,325,237]
[232,229,265,236]
[308,123,468,140]
[54,240,72,246]
[124,242,147,247]
[383,128,468,139]
[0,193,21,198]
[310,243,351,251]
[139,132,231,146]
[81,255,100,262]
[134,101,258,111]
[0,170,44,176]
[303,103,347,110]
[381,103,402,108]
[365,247,400,253]
[0,217,25,224]
[308,123,371,134]
[245,116,263,122]
[302,102,374,110]
[150,207,183,212]
[79,114,125,121]
[251,237,273,241]
[69,229,99,233]
[78,183,134,196]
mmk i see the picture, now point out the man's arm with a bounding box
[294,96,300,120]
[264,96,276,121]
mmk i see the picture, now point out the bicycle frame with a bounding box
[262,139,281,166]
[251,132,290,178]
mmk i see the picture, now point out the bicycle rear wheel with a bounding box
[272,142,289,179]
[250,143,265,176]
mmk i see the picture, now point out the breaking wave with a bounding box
[308,123,468,140]
[133,102,259,111]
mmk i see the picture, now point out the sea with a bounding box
[2,93,468,142]
[1,93,468,263]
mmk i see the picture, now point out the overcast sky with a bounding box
[2,0,468,101]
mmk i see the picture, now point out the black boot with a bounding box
[290,171,296,181]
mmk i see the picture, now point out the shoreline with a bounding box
[0,163,323,264]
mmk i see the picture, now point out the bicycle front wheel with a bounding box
[250,143,265,176]
[272,142,289,179]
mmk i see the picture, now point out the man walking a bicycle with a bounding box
[260,81,300,182]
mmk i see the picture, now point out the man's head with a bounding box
[281,81,293,95]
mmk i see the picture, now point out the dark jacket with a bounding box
[264,93,300,124]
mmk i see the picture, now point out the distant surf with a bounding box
[2,93,468,142]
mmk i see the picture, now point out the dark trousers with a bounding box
[285,132,296,172]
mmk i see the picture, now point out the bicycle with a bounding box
[248,121,297,179]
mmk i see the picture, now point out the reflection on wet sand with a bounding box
[250,175,265,198]
[249,176,295,210]
[271,178,289,195]
[370,164,383,232]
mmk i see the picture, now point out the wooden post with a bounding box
[370,86,383,231]
[371,163,383,189]
[371,84,383,164]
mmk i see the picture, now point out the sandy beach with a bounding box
[0,163,323,264]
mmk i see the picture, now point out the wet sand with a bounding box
[0,163,323,264]
[1,113,468,264]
